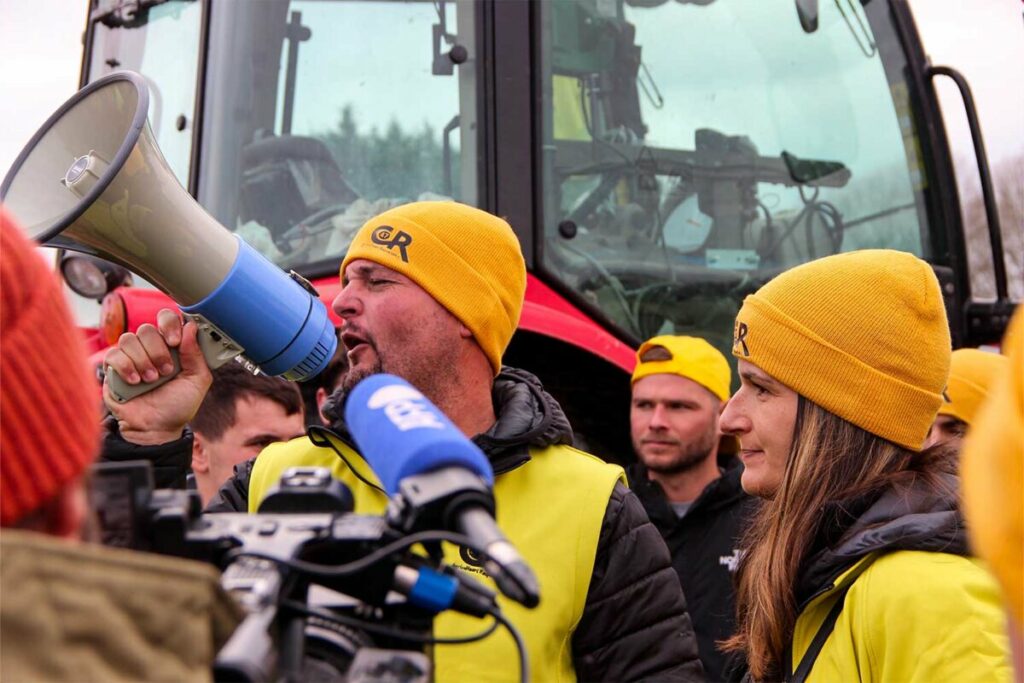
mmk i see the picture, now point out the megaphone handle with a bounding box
[105,349,183,403]
[105,326,243,403]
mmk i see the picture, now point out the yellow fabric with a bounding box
[791,550,1010,682]
[938,347,1010,425]
[631,334,731,401]
[552,75,591,141]
[732,249,950,451]
[250,434,625,682]
[0,529,243,682]
[341,202,526,375]
[961,307,1024,624]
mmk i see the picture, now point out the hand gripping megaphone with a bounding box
[0,71,337,401]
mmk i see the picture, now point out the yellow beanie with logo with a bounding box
[341,201,526,374]
[961,306,1023,624]
[732,249,950,451]
[632,335,731,402]
[936,348,1009,426]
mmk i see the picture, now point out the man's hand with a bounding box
[103,309,213,445]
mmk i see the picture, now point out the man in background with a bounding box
[190,363,305,505]
[627,335,753,681]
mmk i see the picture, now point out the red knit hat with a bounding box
[1,208,101,525]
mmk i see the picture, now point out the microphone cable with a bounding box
[488,607,528,683]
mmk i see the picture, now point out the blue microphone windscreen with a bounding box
[345,374,494,497]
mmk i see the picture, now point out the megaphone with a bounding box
[0,71,337,401]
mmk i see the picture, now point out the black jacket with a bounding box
[102,367,704,681]
[628,460,754,682]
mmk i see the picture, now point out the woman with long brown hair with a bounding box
[719,249,1010,682]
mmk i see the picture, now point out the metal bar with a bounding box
[927,64,1009,302]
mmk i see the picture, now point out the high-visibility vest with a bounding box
[250,433,625,682]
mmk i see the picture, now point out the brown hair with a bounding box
[722,396,956,680]
[191,363,303,440]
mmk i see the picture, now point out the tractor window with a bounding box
[538,0,937,364]
[86,0,202,188]
[198,0,479,274]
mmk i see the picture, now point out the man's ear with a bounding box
[192,433,210,474]
[459,322,473,339]
[316,387,331,424]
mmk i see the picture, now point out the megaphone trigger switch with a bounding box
[187,315,245,371]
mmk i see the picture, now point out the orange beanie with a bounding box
[0,208,100,526]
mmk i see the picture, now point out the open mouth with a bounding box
[340,330,372,355]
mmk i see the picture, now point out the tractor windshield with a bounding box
[537,0,938,357]
[85,0,942,364]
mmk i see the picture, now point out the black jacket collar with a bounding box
[627,457,748,529]
[319,366,574,475]
[794,472,967,608]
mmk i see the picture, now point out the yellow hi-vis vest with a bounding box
[249,433,626,683]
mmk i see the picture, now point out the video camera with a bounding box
[91,462,502,682]
[89,374,540,683]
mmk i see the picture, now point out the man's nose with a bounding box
[649,404,669,429]
[332,285,359,319]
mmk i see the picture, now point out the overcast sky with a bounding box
[1,0,1020,172]
[1,0,1020,309]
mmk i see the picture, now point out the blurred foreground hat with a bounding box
[937,348,1009,426]
[961,307,1023,624]
[732,249,950,451]
[632,335,731,402]
[342,201,526,375]
[1,208,100,525]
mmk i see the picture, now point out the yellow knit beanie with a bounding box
[732,249,950,451]
[632,335,731,402]
[341,202,526,374]
[937,348,1010,426]
[961,307,1023,624]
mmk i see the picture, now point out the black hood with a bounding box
[795,472,967,607]
[319,366,574,474]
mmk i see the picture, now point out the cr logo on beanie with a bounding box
[732,321,750,358]
[369,225,413,262]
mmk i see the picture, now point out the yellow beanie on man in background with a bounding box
[632,335,731,402]
[732,249,950,451]
[342,202,526,375]
[937,348,1010,426]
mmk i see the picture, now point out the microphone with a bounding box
[345,374,540,608]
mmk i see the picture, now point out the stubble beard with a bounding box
[341,337,459,412]
[638,427,718,476]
